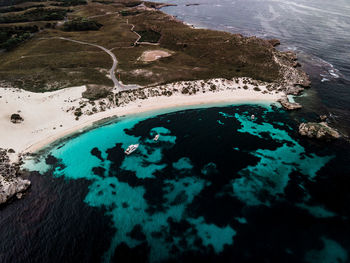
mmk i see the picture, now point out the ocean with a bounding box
[1,1,350,262]
[158,0,350,134]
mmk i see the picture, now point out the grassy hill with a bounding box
[0,0,285,92]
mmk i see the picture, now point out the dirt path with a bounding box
[57,37,120,89]
[45,37,140,92]
[129,24,160,46]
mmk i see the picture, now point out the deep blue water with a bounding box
[1,1,350,262]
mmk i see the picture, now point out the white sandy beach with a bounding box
[0,79,283,159]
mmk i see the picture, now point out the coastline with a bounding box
[0,78,284,158]
[26,92,281,154]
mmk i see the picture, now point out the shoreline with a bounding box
[26,94,280,154]
[0,78,284,158]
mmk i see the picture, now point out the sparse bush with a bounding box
[74,108,82,117]
[181,87,189,94]
[63,17,102,31]
[82,85,112,100]
[10,113,23,123]
[51,0,87,7]
[253,87,261,91]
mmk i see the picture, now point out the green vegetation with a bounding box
[91,0,114,4]
[123,1,141,7]
[120,10,140,16]
[82,84,113,100]
[0,5,45,13]
[0,8,68,23]
[0,25,38,50]
[51,0,87,7]
[0,0,46,7]
[63,17,102,31]
[136,30,161,43]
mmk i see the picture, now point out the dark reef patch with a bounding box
[127,224,147,241]
[112,242,150,263]
[91,147,104,161]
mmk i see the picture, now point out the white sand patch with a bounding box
[139,50,172,62]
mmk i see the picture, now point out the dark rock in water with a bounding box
[299,122,341,140]
[268,39,280,47]
[278,96,302,110]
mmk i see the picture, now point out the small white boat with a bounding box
[125,144,139,155]
[251,114,255,120]
[153,134,160,141]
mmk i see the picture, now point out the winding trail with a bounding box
[129,24,160,46]
[130,24,142,46]
[57,37,120,89]
[46,37,141,92]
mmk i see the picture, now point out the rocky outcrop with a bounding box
[0,148,30,205]
[299,122,341,140]
[274,50,311,89]
[268,39,280,47]
[0,175,30,204]
[278,96,302,110]
[285,86,304,96]
[319,115,328,121]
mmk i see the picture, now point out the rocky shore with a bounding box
[299,122,341,140]
[0,148,30,205]
[278,96,302,110]
[271,49,311,110]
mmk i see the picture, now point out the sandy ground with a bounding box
[139,50,172,62]
[0,81,283,160]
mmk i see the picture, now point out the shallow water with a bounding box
[2,104,349,262]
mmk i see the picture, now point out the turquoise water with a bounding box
[19,103,345,262]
